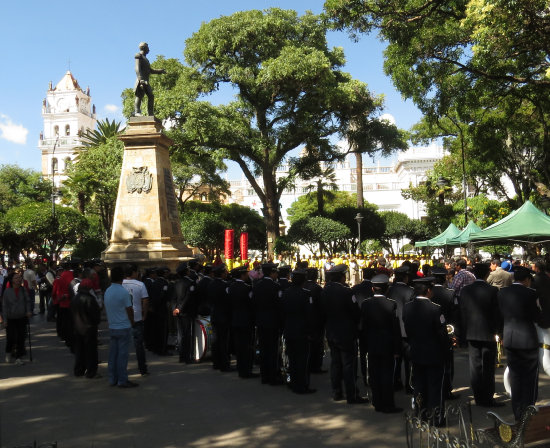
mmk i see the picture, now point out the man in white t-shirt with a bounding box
[122,264,150,376]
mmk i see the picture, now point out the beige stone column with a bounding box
[102,116,193,270]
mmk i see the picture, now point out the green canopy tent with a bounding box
[469,200,550,244]
[415,223,461,248]
[446,220,482,246]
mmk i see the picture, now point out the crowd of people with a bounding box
[0,251,548,424]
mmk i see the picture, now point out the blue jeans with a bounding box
[132,321,147,374]
[108,327,132,386]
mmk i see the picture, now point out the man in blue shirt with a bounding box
[104,266,137,388]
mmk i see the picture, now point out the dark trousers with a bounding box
[328,340,358,401]
[468,340,496,404]
[411,362,445,422]
[212,322,231,370]
[233,326,254,377]
[443,348,454,398]
[151,308,169,355]
[73,326,98,377]
[394,338,412,392]
[58,307,73,349]
[506,347,539,420]
[257,326,280,383]
[176,315,194,363]
[38,290,50,314]
[309,327,325,372]
[369,354,397,411]
[286,337,310,392]
[6,318,27,358]
[132,321,147,374]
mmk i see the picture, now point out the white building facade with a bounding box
[38,71,97,187]
[226,143,445,225]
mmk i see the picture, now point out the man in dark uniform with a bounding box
[432,267,459,400]
[403,277,450,425]
[352,267,375,385]
[304,267,326,374]
[459,262,503,407]
[196,264,213,316]
[172,263,198,364]
[134,42,166,116]
[209,264,233,372]
[142,267,157,352]
[321,264,367,404]
[278,265,291,292]
[253,263,283,385]
[282,268,316,394]
[360,274,403,413]
[387,265,415,393]
[151,267,172,356]
[228,266,258,379]
[531,259,550,329]
[498,265,541,420]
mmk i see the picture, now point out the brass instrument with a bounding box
[496,334,504,368]
[447,324,457,348]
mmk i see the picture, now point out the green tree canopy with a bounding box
[287,215,350,255]
[63,136,123,239]
[0,164,52,213]
[123,8,399,256]
[5,202,87,260]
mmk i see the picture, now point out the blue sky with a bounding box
[0,0,421,175]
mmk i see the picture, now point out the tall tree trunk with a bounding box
[263,172,280,259]
[355,151,364,208]
[316,179,324,215]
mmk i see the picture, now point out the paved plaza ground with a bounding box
[1,313,549,448]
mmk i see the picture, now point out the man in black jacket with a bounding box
[432,267,458,400]
[228,266,257,379]
[403,277,450,425]
[322,264,366,404]
[304,267,326,374]
[460,263,503,407]
[360,274,402,413]
[387,265,415,393]
[282,268,315,394]
[209,264,232,372]
[531,259,550,329]
[172,263,198,364]
[498,265,541,420]
[352,267,374,385]
[253,263,283,385]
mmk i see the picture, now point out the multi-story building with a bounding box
[38,71,97,188]
[226,143,445,225]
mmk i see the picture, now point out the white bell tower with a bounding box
[38,71,97,187]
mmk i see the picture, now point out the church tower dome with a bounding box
[38,71,97,187]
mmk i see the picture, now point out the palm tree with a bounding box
[81,118,125,147]
[304,163,338,215]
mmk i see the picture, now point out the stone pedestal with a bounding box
[102,116,193,270]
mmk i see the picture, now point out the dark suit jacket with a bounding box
[360,295,401,356]
[196,275,213,316]
[282,285,312,340]
[387,282,414,337]
[209,278,230,325]
[253,277,282,329]
[228,279,254,328]
[304,279,324,335]
[321,281,360,349]
[498,283,540,349]
[352,281,373,308]
[432,284,456,324]
[459,279,501,341]
[403,297,449,365]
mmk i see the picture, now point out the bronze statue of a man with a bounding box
[134,42,166,116]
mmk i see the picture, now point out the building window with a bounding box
[65,124,70,136]
[64,157,71,170]
[51,158,58,173]
[54,125,59,136]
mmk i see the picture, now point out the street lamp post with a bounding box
[354,212,363,255]
[51,137,59,219]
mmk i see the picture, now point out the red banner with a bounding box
[240,231,248,262]
[224,229,234,260]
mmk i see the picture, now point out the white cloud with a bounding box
[379,113,396,125]
[104,104,119,113]
[0,115,28,145]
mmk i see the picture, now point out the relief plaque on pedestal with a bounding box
[102,116,193,270]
